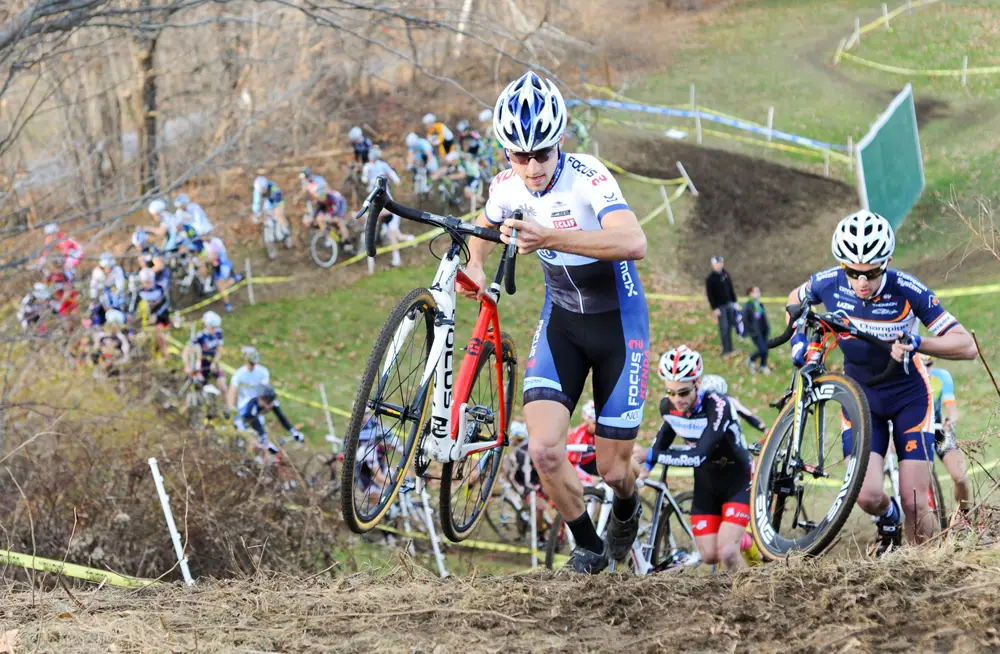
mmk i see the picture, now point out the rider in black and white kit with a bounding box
[461,71,650,574]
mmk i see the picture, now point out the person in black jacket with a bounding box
[742,285,771,374]
[705,255,739,356]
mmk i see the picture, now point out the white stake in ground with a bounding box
[767,106,775,142]
[676,161,699,197]
[824,149,831,178]
[690,84,703,145]
[882,3,890,29]
[524,451,538,568]
[245,258,255,306]
[148,458,195,585]
[417,477,449,578]
[962,56,968,87]
[659,184,675,225]
[318,382,337,443]
[848,136,854,173]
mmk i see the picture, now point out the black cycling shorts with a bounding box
[523,300,648,440]
[691,463,751,518]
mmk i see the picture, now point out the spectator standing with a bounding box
[706,255,739,357]
[742,286,771,374]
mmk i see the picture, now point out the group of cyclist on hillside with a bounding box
[433,69,979,574]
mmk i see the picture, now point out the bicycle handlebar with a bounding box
[357,175,518,294]
[768,300,912,384]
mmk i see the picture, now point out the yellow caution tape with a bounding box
[331,209,479,270]
[855,0,941,39]
[599,158,685,186]
[840,51,1000,77]
[0,549,154,588]
[176,279,246,316]
[638,182,689,227]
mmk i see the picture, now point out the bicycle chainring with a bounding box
[414,422,432,477]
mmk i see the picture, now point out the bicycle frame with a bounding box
[379,241,509,464]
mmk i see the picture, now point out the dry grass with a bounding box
[3,540,1000,653]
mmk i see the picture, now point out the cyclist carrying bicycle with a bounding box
[423,113,455,158]
[174,194,213,237]
[348,126,372,164]
[199,237,239,313]
[252,176,291,254]
[362,146,406,272]
[461,71,650,574]
[405,132,438,175]
[784,211,976,552]
[234,385,304,454]
[922,354,972,513]
[227,346,270,413]
[133,267,170,358]
[182,311,227,396]
[641,346,752,571]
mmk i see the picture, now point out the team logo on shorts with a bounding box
[905,440,918,453]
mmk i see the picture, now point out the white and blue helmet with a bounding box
[493,71,567,153]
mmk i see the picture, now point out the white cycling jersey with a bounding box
[484,153,635,314]
[363,161,401,193]
[230,364,270,410]
[177,202,213,236]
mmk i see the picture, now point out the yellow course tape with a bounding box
[600,158,685,186]
[840,51,1000,77]
[0,549,154,588]
[176,279,246,316]
[638,182,689,227]
[855,0,940,38]
[330,209,479,270]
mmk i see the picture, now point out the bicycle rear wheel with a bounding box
[439,332,517,542]
[751,373,872,560]
[484,494,527,543]
[341,288,436,533]
[545,486,606,570]
[310,230,340,268]
[651,489,696,569]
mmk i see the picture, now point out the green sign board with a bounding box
[856,84,925,230]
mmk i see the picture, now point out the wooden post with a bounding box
[767,106,775,142]
[962,55,968,86]
[245,258,255,306]
[660,185,675,225]
[882,3,890,29]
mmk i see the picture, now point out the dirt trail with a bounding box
[3,544,999,653]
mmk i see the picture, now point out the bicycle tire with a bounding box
[930,465,948,530]
[651,489,696,568]
[751,372,872,560]
[439,332,517,542]
[484,495,526,543]
[309,230,340,268]
[545,486,606,570]
[340,288,437,534]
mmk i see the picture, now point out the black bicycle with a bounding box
[750,300,915,560]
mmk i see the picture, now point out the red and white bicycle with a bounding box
[341,176,520,542]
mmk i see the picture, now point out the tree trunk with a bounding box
[134,31,160,195]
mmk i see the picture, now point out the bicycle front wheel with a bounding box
[310,230,339,268]
[440,332,517,542]
[341,288,436,534]
[651,489,696,569]
[751,373,872,560]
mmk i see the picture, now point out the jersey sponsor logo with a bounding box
[665,414,708,440]
[528,318,545,361]
[659,453,705,467]
[551,209,571,218]
[930,295,939,307]
[489,169,516,193]
[603,191,618,202]
[627,347,649,408]
[537,249,557,260]
[905,439,918,453]
[896,275,928,294]
[552,218,578,230]
[619,261,639,297]
[825,456,859,523]
[568,156,598,178]
[815,268,839,281]
[590,174,608,187]
[836,301,855,311]
[620,408,642,422]
[848,317,916,341]
[871,307,897,316]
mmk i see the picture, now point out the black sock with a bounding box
[613,489,638,521]
[566,511,604,554]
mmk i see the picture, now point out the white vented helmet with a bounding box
[478,109,493,123]
[831,210,895,266]
[445,151,460,164]
[138,268,155,284]
[32,282,51,300]
[99,252,116,268]
[254,176,269,193]
[202,310,222,328]
[348,126,363,141]
[493,71,567,152]
[44,223,59,235]
[148,199,166,216]
[105,309,125,325]
[700,374,728,396]
[405,132,419,148]
[368,146,382,162]
[174,194,190,208]
[422,113,436,126]
[657,345,703,383]
[509,420,528,439]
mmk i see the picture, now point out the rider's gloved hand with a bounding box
[791,333,809,368]
[291,428,305,443]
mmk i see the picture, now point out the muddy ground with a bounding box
[3,544,999,653]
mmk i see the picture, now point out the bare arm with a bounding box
[502,209,646,261]
[944,400,959,425]
[467,212,501,268]
[916,324,977,360]
[226,380,238,411]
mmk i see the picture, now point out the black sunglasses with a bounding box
[841,263,887,280]
[664,386,697,398]
[507,146,557,165]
